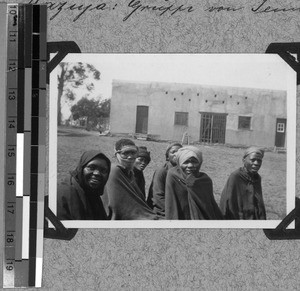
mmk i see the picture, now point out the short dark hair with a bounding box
[115,139,136,151]
[165,142,182,160]
[137,146,151,163]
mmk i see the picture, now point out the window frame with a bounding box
[174,111,189,126]
[238,116,251,130]
[277,122,285,133]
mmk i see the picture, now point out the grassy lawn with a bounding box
[57,126,287,220]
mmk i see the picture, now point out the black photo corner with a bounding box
[44,41,80,240]
[263,42,300,240]
[43,41,300,240]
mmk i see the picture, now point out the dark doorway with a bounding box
[200,113,227,144]
[135,106,149,134]
[275,118,287,147]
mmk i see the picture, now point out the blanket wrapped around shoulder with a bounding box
[147,162,173,215]
[102,164,163,220]
[57,175,108,220]
[165,167,223,220]
[220,167,266,220]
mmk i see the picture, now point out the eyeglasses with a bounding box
[116,150,138,158]
[84,165,109,175]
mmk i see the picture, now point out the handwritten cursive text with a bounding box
[28,0,109,21]
[251,0,300,13]
[123,0,195,21]
[205,5,244,12]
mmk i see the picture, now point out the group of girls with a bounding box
[57,138,266,221]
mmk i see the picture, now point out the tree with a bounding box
[98,98,111,118]
[70,97,111,130]
[57,62,100,125]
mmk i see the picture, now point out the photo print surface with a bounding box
[49,53,296,228]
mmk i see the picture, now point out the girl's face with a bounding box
[82,158,109,190]
[134,157,149,171]
[168,145,182,166]
[243,153,263,174]
[180,157,201,176]
[116,146,138,170]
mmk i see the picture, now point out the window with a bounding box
[277,123,285,132]
[238,116,251,130]
[174,112,188,126]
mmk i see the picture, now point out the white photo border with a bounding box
[49,53,296,229]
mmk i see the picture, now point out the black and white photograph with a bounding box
[49,53,296,228]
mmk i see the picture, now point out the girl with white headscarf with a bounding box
[165,146,223,220]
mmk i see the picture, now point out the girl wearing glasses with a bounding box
[102,139,162,220]
[57,150,111,220]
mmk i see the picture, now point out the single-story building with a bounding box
[110,80,287,148]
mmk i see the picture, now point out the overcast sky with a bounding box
[58,53,292,101]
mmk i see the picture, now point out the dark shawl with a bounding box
[165,166,223,220]
[102,164,163,220]
[147,162,173,215]
[133,167,146,199]
[57,150,110,220]
[219,167,266,220]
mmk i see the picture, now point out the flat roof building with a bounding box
[110,80,287,148]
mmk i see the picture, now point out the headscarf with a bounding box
[243,146,264,159]
[176,146,203,167]
[70,150,111,193]
[137,146,151,163]
[165,142,182,160]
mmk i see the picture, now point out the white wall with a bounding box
[110,80,286,147]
